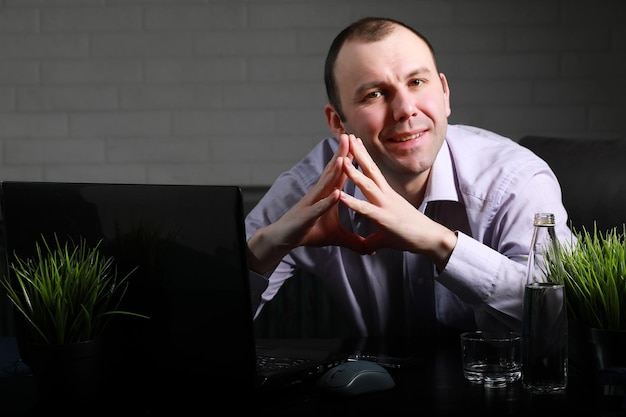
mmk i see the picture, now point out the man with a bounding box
[245,17,570,337]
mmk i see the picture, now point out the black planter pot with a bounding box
[589,327,626,371]
[27,339,103,411]
[569,320,626,378]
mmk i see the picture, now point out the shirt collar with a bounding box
[423,139,460,207]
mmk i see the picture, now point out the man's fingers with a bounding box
[347,135,386,187]
[360,231,386,254]
[339,188,377,219]
[333,228,366,253]
[341,157,384,207]
[312,135,352,199]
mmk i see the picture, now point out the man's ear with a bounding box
[440,73,452,118]
[324,104,346,137]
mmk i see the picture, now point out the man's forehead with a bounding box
[335,27,435,81]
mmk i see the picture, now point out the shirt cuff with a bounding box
[437,231,501,305]
[249,270,269,318]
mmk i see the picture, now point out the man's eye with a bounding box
[411,79,424,87]
[365,91,382,100]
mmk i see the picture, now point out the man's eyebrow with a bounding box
[408,67,433,79]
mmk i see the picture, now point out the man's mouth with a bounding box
[389,132,422,142]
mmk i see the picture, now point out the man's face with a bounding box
[330,26,451,182]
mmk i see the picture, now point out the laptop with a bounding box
[0,181,346,411]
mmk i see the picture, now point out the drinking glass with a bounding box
[460,331,522,388]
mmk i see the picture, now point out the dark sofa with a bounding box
[518,135,626,234]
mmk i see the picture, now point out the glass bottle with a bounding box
[521,212,568,394]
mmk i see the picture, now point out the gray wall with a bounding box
[0,0,624,187]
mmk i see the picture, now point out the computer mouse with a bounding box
[316,360,395,396]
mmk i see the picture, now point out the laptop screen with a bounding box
[0,181,257,407]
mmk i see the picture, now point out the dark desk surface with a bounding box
[255,336,624,416]
[1,334,625,416]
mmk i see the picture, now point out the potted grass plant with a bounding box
[1,233,148,409]
[543,224,626,374]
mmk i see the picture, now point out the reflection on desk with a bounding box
[1,334,625,416]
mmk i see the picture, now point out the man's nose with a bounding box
[392,90,418,121]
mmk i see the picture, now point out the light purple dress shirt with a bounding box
[246,124,572,337]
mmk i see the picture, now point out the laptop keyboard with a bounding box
[256,354,312,372]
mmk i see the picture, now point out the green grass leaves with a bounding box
[546,225,626,331]
[2,234,148,345]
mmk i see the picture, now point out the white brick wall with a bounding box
[0,0,623,186]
